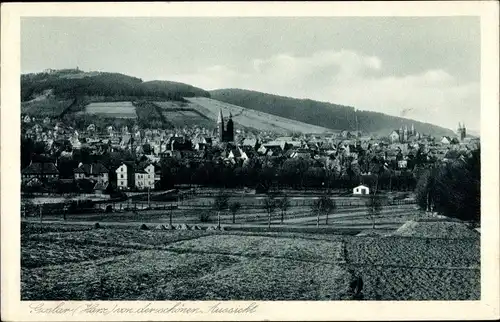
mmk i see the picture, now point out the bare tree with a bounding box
[365,194,384,229]
[277,194,291,224]
[229,201,242,224]
[213,191,229,229]
[312,194,336,227]
[263,192,277,229]
[325,197,337,225]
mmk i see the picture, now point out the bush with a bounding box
[199,212,211,223]
[67,199,95,214]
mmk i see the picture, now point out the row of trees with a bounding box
[160,155,418,192]
[415,147,480,223]
[211,191,293,228]
[210,190,386,229]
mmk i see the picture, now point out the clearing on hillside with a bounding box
[153,101,215,129]
[21,97,73,117]
[186,97,334,134]
[82,102,137,119]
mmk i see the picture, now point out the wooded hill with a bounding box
[210,88,455,137]
[21,70,211,102]
[21,69,455,136]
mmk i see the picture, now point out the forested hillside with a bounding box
[21,70,210,102]
[210,88,455,136]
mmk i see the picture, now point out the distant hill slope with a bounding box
[186,97,333,134]
[21,70,210,103]
[210,88,455,137]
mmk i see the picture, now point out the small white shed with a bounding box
[353,185,370,195]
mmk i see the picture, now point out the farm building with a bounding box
[353,185,370,195]
[73,163,109,184]
[22,162,59,184]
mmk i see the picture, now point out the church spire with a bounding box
[217,109,224,124]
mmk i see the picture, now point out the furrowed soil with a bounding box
[21,222,480,300]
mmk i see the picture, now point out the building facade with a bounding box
[116,164,128,189]
[134,164,156,190]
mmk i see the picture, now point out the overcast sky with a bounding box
[21,17,480,131]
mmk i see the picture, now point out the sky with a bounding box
[21,17,480,132]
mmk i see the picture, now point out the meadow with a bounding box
[82,102,137,119]
[153,101,215,128]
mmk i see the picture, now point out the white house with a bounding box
[134,164,156,190]
[116,163,128,189]
[353,185,370,195]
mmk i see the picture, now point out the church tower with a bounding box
[226,112,234,142]
[217,109,225,142]
[403,125,408,142]
[457,122,467,141]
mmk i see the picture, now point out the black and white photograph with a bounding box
[2,2,499,321]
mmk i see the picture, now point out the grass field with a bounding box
[187,97,333,134]
[82,102,137,118]
[21,221,480,301]
[153,101,215,129]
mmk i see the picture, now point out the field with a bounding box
[56,96,338,134]
[21,221,480,301]
[186,97,334,134]
[32,202,420,234]
[153,101,215,129]
[82,102,137,118]
[56,193,420,233]
[152,98,334,134]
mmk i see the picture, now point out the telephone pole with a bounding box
[147,186,150,208]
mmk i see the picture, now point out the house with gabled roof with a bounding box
[440,136,452,145]
[353,184,370,195]
[73,163,109,184]
[291,149,312,159]
[135,163,156,190]
[22,162,59,184]
[228,147,249,161]
[241,138,259,150]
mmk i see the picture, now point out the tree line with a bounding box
[415,147,480,223]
